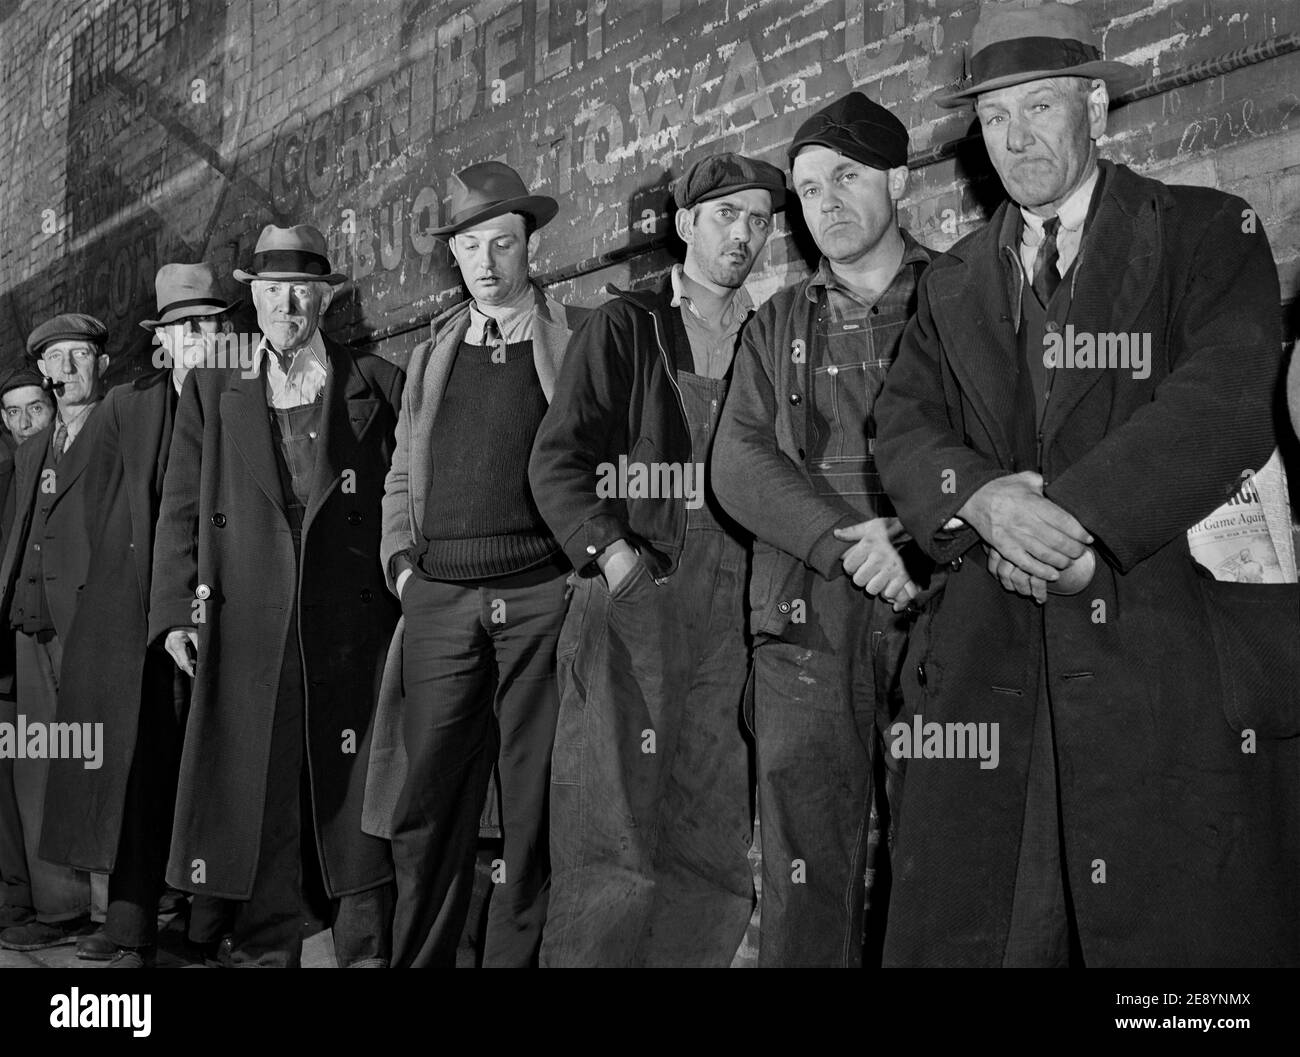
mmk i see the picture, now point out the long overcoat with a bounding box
[41,370,182,870]
[148,338,403,900]
[874,160,1299,966]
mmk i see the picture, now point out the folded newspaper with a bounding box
[1187,450,1297,583]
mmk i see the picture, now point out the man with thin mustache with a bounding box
[532,153,783,966]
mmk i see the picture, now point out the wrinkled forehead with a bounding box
[975,75,1090,112]
[453,213,528,243]
[696,187,774,216]
[40,339,98,357]
[250,278,330,298]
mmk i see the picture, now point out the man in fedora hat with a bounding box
[0,313,112,951]
[150,226,404,967]
[875,1,1297,965]
[36,264,232,967]
[531,152,783,967]
[374,160,588,967]
[711,93,936,967]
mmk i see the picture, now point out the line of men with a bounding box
[0,1,1294,968]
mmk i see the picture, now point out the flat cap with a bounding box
[26,313,109,358]
[673,152,787,212]
[788,92,909,171]
[0,366,48,398]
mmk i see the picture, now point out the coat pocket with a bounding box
[1194,564,1300,738]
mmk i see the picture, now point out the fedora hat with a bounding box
[139,263,232,330]
[430,161,558,238]
[935,1,1135,108]
[233,224,347,285]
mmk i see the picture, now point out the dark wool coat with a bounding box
[39,371,182,871]
[148,338,403,900]
[0,407,105,641]
[874,160,1299,967]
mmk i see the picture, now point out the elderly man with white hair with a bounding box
[149,225,404,967]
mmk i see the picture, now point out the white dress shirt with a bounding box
[1018,165,1099,283]
[251,331,330,408]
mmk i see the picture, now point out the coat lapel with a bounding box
[0,427,48,616]
[532,290,570,401]
[1041,163,1164,455]
[931,207,1023,463]
[301,338,374,536]
[124,377,173,600]
[48,402,105,505]
[220,368,287,519]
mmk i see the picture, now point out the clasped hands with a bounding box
[959,471,1095,603]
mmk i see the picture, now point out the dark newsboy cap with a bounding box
[788,92,909,171]
[673,153,787,212]
[0,366,48,399]
[25,313,108,359]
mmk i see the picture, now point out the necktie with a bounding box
[483,317,506,362]
[1032,216,1061,307]
[52,419,68,464]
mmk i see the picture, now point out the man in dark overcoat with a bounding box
[874,1,1298,966]
[0,367,56,931]
[0,314,111,951]
[40,264,233,967]
[149,225,404,967]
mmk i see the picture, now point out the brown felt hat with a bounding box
[431,162,558,238]
[935,1,1135,109]
[140,263,232,330]
[233,224,347,285]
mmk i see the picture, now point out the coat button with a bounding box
[916,663,927,687]
[360,588,374,603]
[777,601,791,614]
[788,392,801,405]
[211,512,227,527]
[346,511,362,525]
[586,545,597,556]
[196,584,211,600]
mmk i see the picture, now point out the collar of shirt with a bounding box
[669,263,754,328]
[253,330,329,409]
[466,285,537,345]
[1019,164,1098,281]
[804,229,930,307]
[56,400,99,450]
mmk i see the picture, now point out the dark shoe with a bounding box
[76,929,119,961]
[0,917,94,951]
[107,946,155,968]
[0,904,35,928]
[184,933,233,968]
[156,888,188,919]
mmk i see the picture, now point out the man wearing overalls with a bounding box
[530,153,784,967]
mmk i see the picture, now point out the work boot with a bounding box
[0,916,95,951]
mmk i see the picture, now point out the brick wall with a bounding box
[0,0,1296,377]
